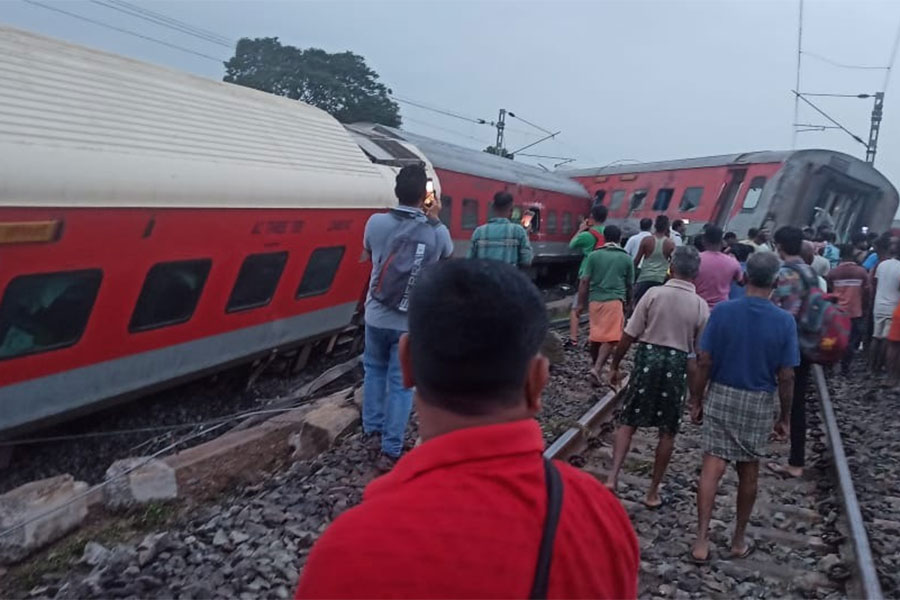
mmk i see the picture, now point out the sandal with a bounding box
[766,461,803,479]
[729,538,757,560]
[688,548,711,565]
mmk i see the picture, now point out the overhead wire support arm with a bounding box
[791,90,868,147]
[508,131,561,156]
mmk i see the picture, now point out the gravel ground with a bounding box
[827,368,900,597]
[577,369,852,599]
[1,343,361,494]
[2,326,607,599]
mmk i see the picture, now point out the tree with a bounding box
[484,145,514,159]
[224,37,401,126]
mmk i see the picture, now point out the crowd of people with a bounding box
[296,165,900,597]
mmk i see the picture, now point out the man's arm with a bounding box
[609,332,635,388]
[577,277,590,314]
[691,351,711,423]
[518,226,534,267]
[663,238,676,259]
[634,236,651,269]
[438,225,454,260]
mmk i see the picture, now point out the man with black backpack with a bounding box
[767,226,816,480]
[362,164,454,471]
[296,260,638,598]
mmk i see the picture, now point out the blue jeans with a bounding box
[362,324,413,458]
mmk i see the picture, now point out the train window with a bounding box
[296,246,345,298]
[546,211,558,234]
[742,177,767,212]
[227,252,288,313]
[679,187,704,212]
[652,188,675,211]
[439,195,452,227]
[609,190,626,211]
[562,212,573,234]
[462,198,479,230]
[629,189,648,211]
[130,259,211,332]
[0,269,102,360]
[593,190,606,205]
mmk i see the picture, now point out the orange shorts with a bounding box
[589,300,624,343]
[888,303,900,342]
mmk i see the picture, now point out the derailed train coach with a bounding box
[565,150,898,240]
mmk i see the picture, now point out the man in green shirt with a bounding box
[576,225,634,383]
[567,204,608,345]
[467,191,533,267]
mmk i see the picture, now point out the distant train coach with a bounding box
[565,150,898,240]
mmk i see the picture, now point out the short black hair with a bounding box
[748,227,759,239]
[639,217,653,231]
[824,231,836,243]
[407,259,548,415]
[672,219,685,231]
[395,163,427,206]
[591,204,608,223]
[802,226,815,240]
[724,231,737,242]
[839,243,856,260]
[603,224,622,244]
[774,225,804,256]
[851,231,868,247]
[493,191,514,210]
[654,214,670,233]
[703,224,724,246]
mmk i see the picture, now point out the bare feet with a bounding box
[729,537,756,559]
[589,368,603,386]
[605,478,618,493]
[643,491,663,509]
[766,461,803,479]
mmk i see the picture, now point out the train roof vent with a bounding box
[372,139,421,161]
[829,155,850,173]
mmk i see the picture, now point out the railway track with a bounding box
[546,366,883,599]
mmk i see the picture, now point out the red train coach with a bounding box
[347,124,592,267]
[0,28,408,435]
[565,150,898,240]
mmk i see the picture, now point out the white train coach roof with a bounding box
[0,27,396,209]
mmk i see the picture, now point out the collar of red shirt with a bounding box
[364,419,544,498]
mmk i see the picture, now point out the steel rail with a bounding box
[544,380,626,460]
[813,364,883,599]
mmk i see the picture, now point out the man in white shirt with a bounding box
[871,243,900,372]
[624,218,653,259]
[671,219,686,247]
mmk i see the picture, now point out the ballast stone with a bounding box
[103,457,178,510]
[0,474,89,564]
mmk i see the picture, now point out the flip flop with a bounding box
[766,461,803,479]
[729,538,757,560]
[642,495,668,510]
[588,368,603,386]
[687,549,711,566]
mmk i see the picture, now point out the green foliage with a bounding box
[224,37,401,126]
[484,145,514,159]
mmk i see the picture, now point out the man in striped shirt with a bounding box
[466,191,533,268]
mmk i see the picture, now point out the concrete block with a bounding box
[291,401,359,460]
[103,458,178,510]
[541,330,566,366]
[0,474,89,564]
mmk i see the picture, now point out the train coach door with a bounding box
[711,168,747,229]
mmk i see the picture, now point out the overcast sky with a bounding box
[4,0,900,192]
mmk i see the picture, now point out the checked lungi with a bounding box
[702,382,774,462]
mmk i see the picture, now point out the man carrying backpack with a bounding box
[767,226,816,480]
[363,164,454,471]
[567,204,608,347]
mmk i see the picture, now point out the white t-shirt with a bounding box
[874,258,900,318]
[671,230,684,247]
[624,231,651,258]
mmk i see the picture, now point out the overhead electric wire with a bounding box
[509,113,553,135]
[389,95,489,125]
[793,0,803,149]
[402,116,493,145]
[802,50,887,71]
[22,0,226,63]
[104,0,233,45]
[792,90,868,146]
[882,16,900,91]
[89,0,235,48]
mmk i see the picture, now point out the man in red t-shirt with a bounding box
[826,243,871,375]
[296,259,639,599]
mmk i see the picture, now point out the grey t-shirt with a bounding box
[364,206,454,331]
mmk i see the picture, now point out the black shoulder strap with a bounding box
[530,458,564,600]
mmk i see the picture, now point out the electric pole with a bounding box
[866,92,884,163]
[495,109,507,153]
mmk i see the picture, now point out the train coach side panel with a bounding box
[0,206,374,434]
